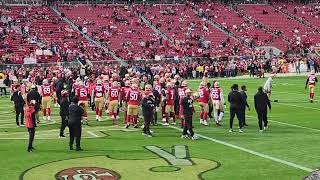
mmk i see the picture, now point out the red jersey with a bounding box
[154,82,162,94]
[93,84,105,98]
[210,87,222,101]
[178,87,187,101]
[121,86,131,101]
[198,87,209,103]
[127,89,141,106]
[25,106,35,128]
[308,74,317,85]
[104,82,111,94]
[108,87,120,101]
[76,87,88,101]
[165,88,175,105]
[41,85,52,97]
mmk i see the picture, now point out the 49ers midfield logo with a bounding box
[55,167,120,180]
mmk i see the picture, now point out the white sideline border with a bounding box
[169,125,314,172]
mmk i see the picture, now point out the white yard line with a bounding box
[87,131,99,138]
[169,126,314,172]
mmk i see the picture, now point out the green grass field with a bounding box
[0,76,319,180]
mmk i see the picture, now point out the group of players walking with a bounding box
[9,70,318,143]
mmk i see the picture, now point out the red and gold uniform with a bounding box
[306,73,318,102]
[92,82,105,120]
[198,85,209,124]
[121,85,131,124]
[108,86,120,124]
[165,86,175,124]
[75,84,88,120]
[40,82,52,120]
[126,86,141,127]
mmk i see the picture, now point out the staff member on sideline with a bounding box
[228,84,245,133]
[240,85,250,127]
[27,85,41,123]
[25,100,37,152]
[11,86,25,127]
[59,89,70,138]
[141,84,155,137]
[254,86,271,132]
[68,97,84,151]
[181,89,198,140]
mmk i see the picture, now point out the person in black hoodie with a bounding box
[152,84,161,125]
[27,85,41,123]
[181,89,198,140]
[254,86,271,132]
[68,96,84,151]
[59,89,70,138]
[228,84,246,133]
[142,84,155,137]
[11,86,25,127]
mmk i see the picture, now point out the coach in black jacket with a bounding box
[254,86,271,132]
[152,87,161,125]
[240,85,250,127]
[59,90,70,138]
[228,84,245,132]
[68,97,84,151]
[27,85,41,123]
[11,88,25,126]
[142,86,155,137]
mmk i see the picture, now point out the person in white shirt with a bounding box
[264,74,275,100]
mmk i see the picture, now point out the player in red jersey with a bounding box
[103,78,111,113]
[210,82,225,126]
[107,82,121,125]
[91,79,105,121]
[40,79,53,121]
[125,83,142,128]
[121,80,131,125]
[75,81,89,123]
[305,70,318,103]
[178,81,188,128]
[164,82,175,126]
[198,82,210,126]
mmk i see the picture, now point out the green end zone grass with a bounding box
[0,76,319,180]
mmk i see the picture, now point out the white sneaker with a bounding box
[229,129,233,133]
[181,135,188,139]
[162,118,166,122]
[162,123,169,126]
[98,116,102,122]
[200,119,203,124]
[192,135,199,140]
[43,116,46,121]
[96,115,99,120]
[239,129,244,133]
[150,130,154,133]
[171,122,176,125]
[264,126,268,130]
[47,116,51,121]
[203,121,208,126]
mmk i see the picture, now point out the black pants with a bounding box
[257,111,268,130]
[208,103,213,118]
[241,108,247,126]
[182,115,194,137]
[229,108,243,129]
[69,124,81,148]
[28,128,35,149]
[0,87,6,95]
[15,105,24,125]
[60,116,68,136]
[143,114,152,135]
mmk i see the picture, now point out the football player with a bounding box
[178,81,188,128]
[107,81,121,125]
[305,70,318,103]
[210,81,224,126]
[92,79,105,121]
[121,80,131,125]
[198,82,210,126]
[126,83,142,128]
[164,82,175,126]
[40,79,53,121]
[75,81,89,124]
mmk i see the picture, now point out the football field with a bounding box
[0,76,319,180]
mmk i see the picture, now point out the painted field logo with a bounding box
[304,170,320,180]
[55,167,120,180]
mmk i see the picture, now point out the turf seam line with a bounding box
[169,125,314,172]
